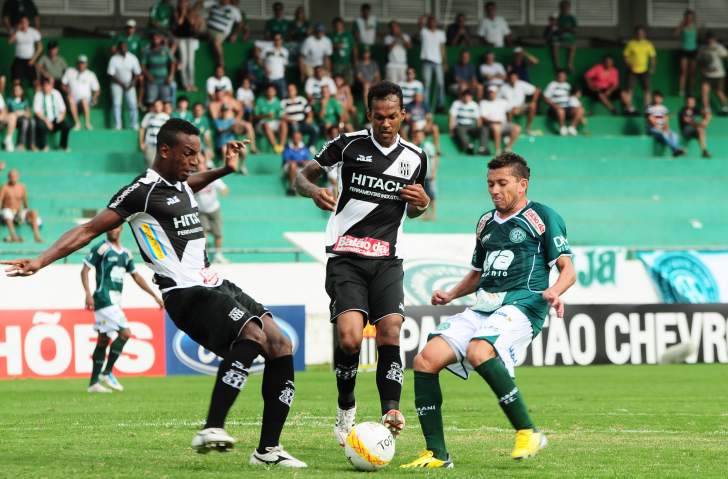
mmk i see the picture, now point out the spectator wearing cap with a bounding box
[584,55,621,114]
[33,77,70,151]
[451,50,482,100]
[384,21,411,83]
[355,47,380,109]
[174,0,202,92]
[262,33,290,99]
[207,0,243,67]
[35,40,67,90]
[108,41,142,130]
[62,55,100,130]
[141,31,176,106]
[9,15,42,88]
[2,0,40,31]
[265,1,289,41]
[499,70,540,136]
[420,15,447,112]
[112,19,145,58]
[300,23,332,80]
[330,17,356,87]
[480,84,521,154]
[449,89,488,155]
[353,3,378,47]
[446,13,474,46]
[139,99,170,166]
[206,64,233,101]
[478,1,511,47]
[508,46,538,83]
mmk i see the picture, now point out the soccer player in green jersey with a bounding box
[402,152,576,469]
[81,225,163,393]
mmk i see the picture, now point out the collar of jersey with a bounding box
[105,240,125,254]
[146,168,183,191]
[493,201,530,224]
[369,129,401,156]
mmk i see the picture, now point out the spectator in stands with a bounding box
[508,46,538,83]
[699,32,728,115]
[289,6,309,44]
[206,64,232,101]
[449,89,488,155]
[451,50,482,100]
[499,70,540,136]
[263,33,290,98]
[330,17,356,86]
[400,67,424,107]
[194,159,229,263]
[353,3,378,47]
[675,9,698,97]
[333,75,358,127]
[163,100,173,116]
[420,15,447,112]
[282,130,311,196]
[245,46,266,91]
[149,0,174,36]
[584,55,620,114]
[300,23,332,81]
[207,0,243,66]
[315,85,351,133]
[33,77,70,151]
[0,168,42,243]
[2,0,39,31]
[111,19,144,58]
[108,40,141,130]
[174,0,202,92]
[646,91,684,157]
[404,91,441,154]
[355,47,380,109]
[265,1,289,40]
[281,83,318,153]
[191,102,213,163]
[235,76,255,119]
[254,84,286,154]
[208,85,238,119]
[172,95,192,121]
[214,104,252,174]
[9,16,42,88]
[478,1,511,47]
[553,0,577,72]
[544,68,583,136]
[139,99,169,166]
[479,51,506,87]
[142,32,176,106]
[63,55,100,131]
[622,25,656,115]
[0,86,12,151]
[446,13,474,46]
[480,84,521,154]
[305,65,336,102]
[384,21,411,83]
[679,94,711,158]
[36,40,67,90]
[543,13,560,57]
[6,82,35,151]
[411,128,438,221]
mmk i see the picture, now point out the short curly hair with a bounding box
[487,152,530,180]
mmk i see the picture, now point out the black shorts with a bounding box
[325,256,404,324]
[679,49,698,60]
[163,280,268,356]
[682,125,699,139]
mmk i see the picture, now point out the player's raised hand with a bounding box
[431,289,453,306]
[223,139,250,172]
[312,187,337,212]
[1,258,42,277]
[542,288,564,318]
[399,184,430,209]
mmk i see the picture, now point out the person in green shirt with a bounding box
[172,95,193,122]
[265,1,290,40]
[149,0,177,53]
[330,16,356,86]
[81,224,162,393]
[401,152,576,469]
[191,101,213,163]
[142,32,176,105]
[313,84,351,132]
[675,8,698,96]
[6,82,35,150]
[111,19,145,59]
[254,84,287,153]
[553,0,577,72]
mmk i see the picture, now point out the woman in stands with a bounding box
[675,9,699,97]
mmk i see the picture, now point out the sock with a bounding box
[376,345,403,415]
[474,358,534,430]
[204,339,263,429]
[334,345,359,410]
[89,340,108,386]
[102,336,128,375]
[257,355,295,453]
[414,371,447,460]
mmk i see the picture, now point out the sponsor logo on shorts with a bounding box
[509,228,527,243]
[523,208,546,235]
[436,321,451,330]
[333,235,390,257]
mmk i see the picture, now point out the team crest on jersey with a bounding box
[399,159,411,177]
[477,212,492,235]
[509,228,527,243]
[523,208,546,235]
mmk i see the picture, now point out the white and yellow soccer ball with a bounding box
[344,422,396,471]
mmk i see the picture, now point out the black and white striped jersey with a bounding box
[107,169,221,292]
[313,129,427,259]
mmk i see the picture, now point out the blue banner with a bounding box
[635,250,724,303]
[165,305,306,375]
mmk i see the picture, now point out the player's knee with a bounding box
[466,340,496,366]
[118,329,131,341]
[338,334,361,355]
[413,353,436,373]
[241,321,266,345]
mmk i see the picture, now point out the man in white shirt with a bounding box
[499,70,540,135]
[263,33,289,98]
[206,64,233,100]
[384,21,411,83]
[194,159,230,264]
[33,77,70,151]
[479,51,506,87]
[478,1,511,47]
[304,65,337,102]
[62,55,100,131]
[543,68,583,135]
[449,89,488,155]
[108,41,142,130]
[207,0,243,66]
[9,16,42,87]
[420,15,447,111]
[480,85,521,154]
[299,24,332,80]
[138,99,170,166]
[353,3,377,47]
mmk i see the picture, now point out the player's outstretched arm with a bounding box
[187,140,249,193]
[295,161,336,211]
[542,255,576,318]
[131,272,164,308]
[432,269,481,305]
[2,209,124,277]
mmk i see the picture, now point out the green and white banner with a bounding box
[636,250,728,303]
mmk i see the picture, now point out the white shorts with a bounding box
[431,306,534,379]
[94,305,129,334]
[1,208,41,225]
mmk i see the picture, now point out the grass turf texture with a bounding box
[2,364,726,478]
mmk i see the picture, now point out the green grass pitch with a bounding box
[2,364,727,478]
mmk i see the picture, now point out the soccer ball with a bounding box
[344,422,396,471]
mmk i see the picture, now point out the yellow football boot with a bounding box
[511,429,548,460]
[400,450,454,469]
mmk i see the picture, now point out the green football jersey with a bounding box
[470,201,572,333]
[84,241,136,310]
[330,31,355,64]
[172,110,193,122]
[254,96,281,120]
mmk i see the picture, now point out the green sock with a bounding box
[474,358,534,430]
[414,371,448,460]
[102,337,128,375]
[90,342,107,385]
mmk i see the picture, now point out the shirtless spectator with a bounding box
[0,169,42,243]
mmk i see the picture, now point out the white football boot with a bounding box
[99,373,124,391]
[87,382,112,393]
[191,428,236,453]
[250,445,307,468]
[334,405,357,447]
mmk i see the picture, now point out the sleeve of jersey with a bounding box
[470,215,487,271]
[416,151,428,186]
[83,244,100,268]
[107,181,146,219]
[125,254,136,274]
[544,209,573,267]
[313,134,345,168]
